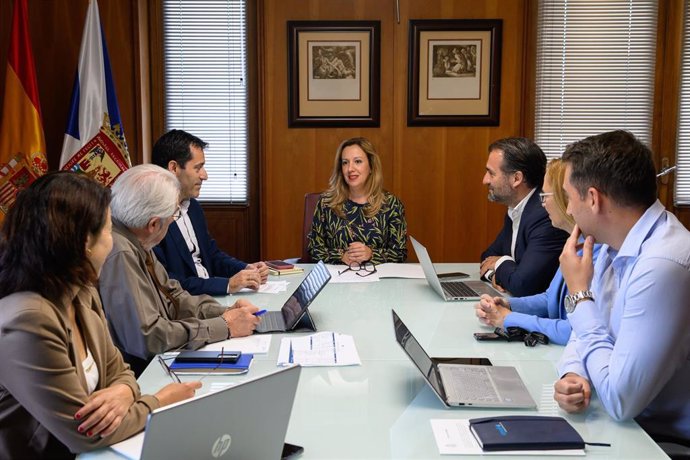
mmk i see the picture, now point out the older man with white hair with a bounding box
[98,164,260,375]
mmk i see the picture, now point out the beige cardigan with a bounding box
[0,286,160,459]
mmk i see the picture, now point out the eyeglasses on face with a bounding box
[338,260,377,277]
[539,192,554,204]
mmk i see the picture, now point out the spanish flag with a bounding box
[0,0,48,219]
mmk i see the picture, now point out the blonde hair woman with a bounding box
[474,159,600,345]
[307,137,407,265]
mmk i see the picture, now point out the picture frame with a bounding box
[287,20,380,128]
[407,19,502,126]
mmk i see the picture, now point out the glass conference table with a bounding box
[82,264,668,459]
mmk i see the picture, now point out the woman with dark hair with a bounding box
[0,172,200,459]
[307,137,407,265]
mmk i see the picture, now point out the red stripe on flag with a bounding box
[7,0,42,119]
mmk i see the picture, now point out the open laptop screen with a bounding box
[392,310,445,400]
[283,261,331,329]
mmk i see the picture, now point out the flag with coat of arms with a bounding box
[60,0,130,187]
[0,0,49,219]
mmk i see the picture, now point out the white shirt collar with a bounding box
[508,188,536,222]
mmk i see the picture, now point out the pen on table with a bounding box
[254,309,267,316]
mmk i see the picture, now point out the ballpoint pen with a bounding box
[254,309,267,316]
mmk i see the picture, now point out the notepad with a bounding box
[469,416,585,452]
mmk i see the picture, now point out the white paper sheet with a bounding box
[238,280,289,293]
[430,419,585,456]
[376,263,425,279]
[277,331,361,367]
[200,334,272,354]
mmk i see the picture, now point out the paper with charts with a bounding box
[277,331,361,367]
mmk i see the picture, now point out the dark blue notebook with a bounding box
[170,353,254,374]
[469,416,585,451]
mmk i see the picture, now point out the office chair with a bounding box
[299,192,321,263]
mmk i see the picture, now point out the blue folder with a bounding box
[170,353,254,374]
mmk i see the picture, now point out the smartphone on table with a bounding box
[174,350,241,364]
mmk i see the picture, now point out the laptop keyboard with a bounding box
[442,281,479,298]
[439,365,501,403]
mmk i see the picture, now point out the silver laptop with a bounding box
[134,366,301,459]
[410,236,503,301]
[392,310,536,408]
[256,260,331,333]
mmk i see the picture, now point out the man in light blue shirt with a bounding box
[554,130,690,444]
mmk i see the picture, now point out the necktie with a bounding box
[144,251,180,317]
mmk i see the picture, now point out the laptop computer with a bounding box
[114,365,301,459]
[392,310,536,408]
[255,260,331,333]
[410,236,503,301]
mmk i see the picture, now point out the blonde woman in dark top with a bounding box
[308,137,407,265]
[0,173,199,459]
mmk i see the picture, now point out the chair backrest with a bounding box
[300,192,321,263]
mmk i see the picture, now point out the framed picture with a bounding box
[407,19,502,126]
[288,20,380,128]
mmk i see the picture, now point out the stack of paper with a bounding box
[277,331,361,367]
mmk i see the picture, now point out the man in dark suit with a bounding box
[480,137,568,296]
[151,129,268,296]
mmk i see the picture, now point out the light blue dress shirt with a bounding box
[505,244,600,345]
[558,200,690,441]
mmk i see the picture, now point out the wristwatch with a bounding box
[564,290,594,313]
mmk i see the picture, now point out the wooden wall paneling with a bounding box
[655,0,690,229]
[259,0,397,260]
[393,0,527,262]
[259,0,528,262]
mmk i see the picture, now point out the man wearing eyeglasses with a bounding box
[480,137,568,296]
[554,130,690,447]
[98,165,261,376]
[151,129,269,296]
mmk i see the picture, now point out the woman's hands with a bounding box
[154,381,203,407]
[341,242,373,264]
[74,384,135,438]
[74,380,202,438]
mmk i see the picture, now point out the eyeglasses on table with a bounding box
[338,260,377,277]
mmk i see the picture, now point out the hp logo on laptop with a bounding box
[211,434,232,458]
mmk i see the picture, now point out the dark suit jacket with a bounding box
[481,191,569,297]
[154,198,247,296]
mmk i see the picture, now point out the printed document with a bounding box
[201,334,272,354]
[277,331,361,366]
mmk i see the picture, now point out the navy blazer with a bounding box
[481,190,568,297]
[153,199,247,296]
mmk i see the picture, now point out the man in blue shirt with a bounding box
[554,130,690,445]
[152,130,268,296]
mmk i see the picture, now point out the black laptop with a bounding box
[255,261,331,333]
